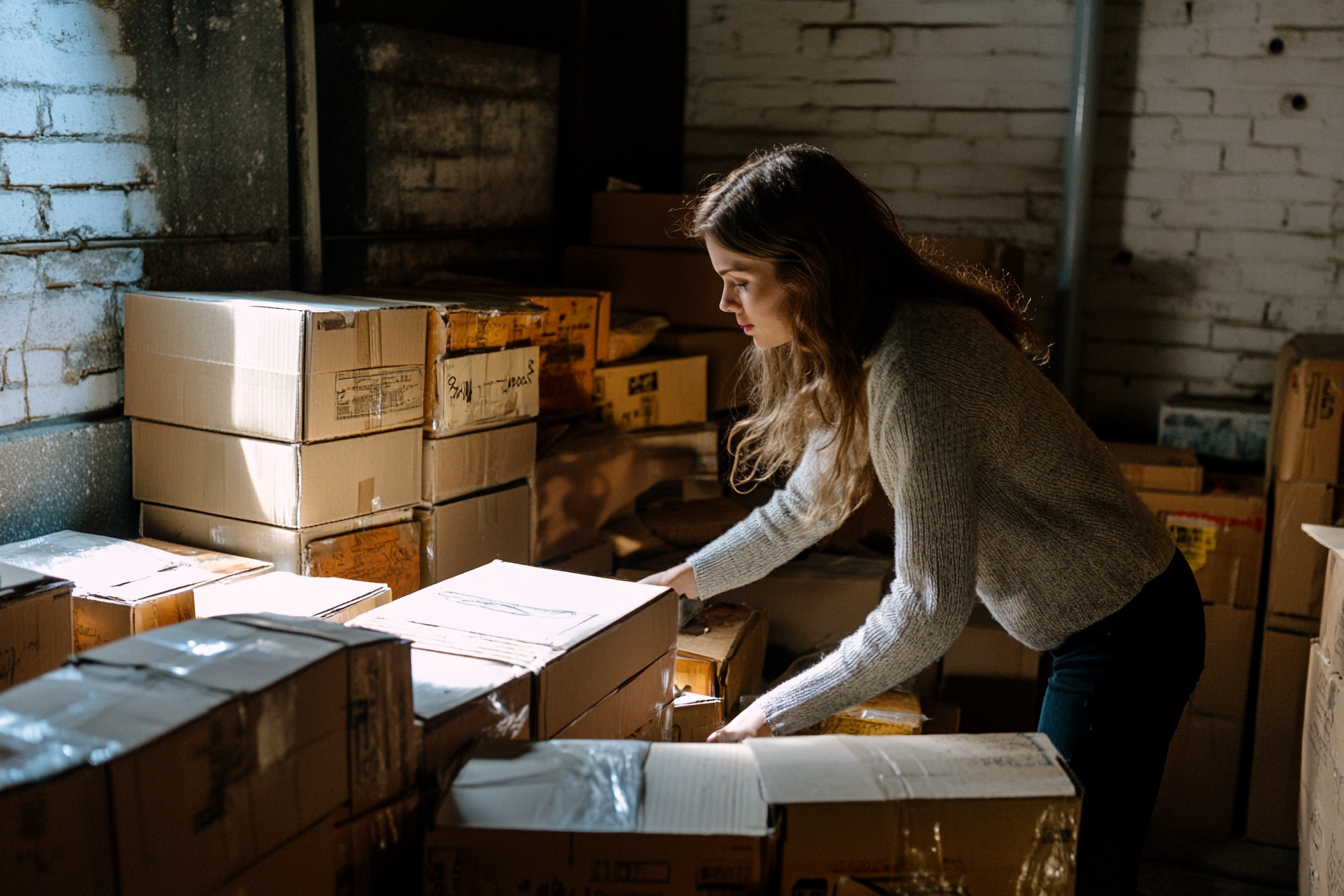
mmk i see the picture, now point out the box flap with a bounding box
[0,561,53,598]
[441,739,649,832]
[1305,523,1344,553]
[411,649,528,722]
[678,603,757,663]
[76,617,342,695]
[0,531,221,603]
[641,743,768,835]
[747,733,1077,803]
[223,611,402,647]
[133,539,272,579]
[195,572,386,619]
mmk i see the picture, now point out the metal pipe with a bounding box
[0,233,289,256]
[290,0,323,292]
[1052,0,1106,406]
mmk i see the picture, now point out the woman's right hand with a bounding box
[638,561,700,600]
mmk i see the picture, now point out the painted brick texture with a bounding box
[685,0,1344,438]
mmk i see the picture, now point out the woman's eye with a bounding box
[735,281,749,291]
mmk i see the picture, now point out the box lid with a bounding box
[642,742,768,835]
[677,603,759,664]
[194,572,386,619]
[76,616,343,694]
[1305,523,1344,554]
[747,733,1077,803]
[0,531,222,602]
[353,560,672,667]
[411,649,528,722]
[0,561,58,599]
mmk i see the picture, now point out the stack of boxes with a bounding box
[128,291,428,599]
[1246,335,1344,845]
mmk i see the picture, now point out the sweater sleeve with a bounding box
[757,368,980,735]
[686,432,848,599]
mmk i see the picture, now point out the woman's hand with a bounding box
[638,561,700,600]
[707,700,774,743]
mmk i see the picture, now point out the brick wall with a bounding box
[0,0,154,427]
[685,0,1344,439]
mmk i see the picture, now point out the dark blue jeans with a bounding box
[1038,548,1205,896]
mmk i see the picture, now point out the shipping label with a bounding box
[335,367,423,421]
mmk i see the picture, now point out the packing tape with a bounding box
[358,478,375,516]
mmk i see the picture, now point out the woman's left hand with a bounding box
[707,700,774,743]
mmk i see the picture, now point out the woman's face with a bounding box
[706,235,793,350]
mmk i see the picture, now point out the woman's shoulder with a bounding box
[869,300,1002,375]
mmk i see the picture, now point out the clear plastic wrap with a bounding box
[439,740,650,833]
[0,709,120,787]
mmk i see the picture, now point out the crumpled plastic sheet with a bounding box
[441,740,650,833]
[0,709,121,788]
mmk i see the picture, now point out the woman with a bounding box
[641,145,1204,896]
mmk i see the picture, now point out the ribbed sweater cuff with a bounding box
[685,541,748,599]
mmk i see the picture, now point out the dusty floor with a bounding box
[1141,830,1297,896]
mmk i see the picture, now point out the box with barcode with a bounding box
[1137,489,1267,609]
[592,355,707,432]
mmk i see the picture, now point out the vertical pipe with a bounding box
[1053,0,1106,405]
[290,0,323,292]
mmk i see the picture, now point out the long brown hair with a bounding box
[691,144,1045,525]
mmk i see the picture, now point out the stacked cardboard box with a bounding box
[352,561,678,754]
[0,561,72,689]
[426,732,1080,895]
[0,613,416,896]
[0,530,263,651]
[674,602,767,734]
[1241,336,1344,845]
[1136,472,1265,835]
[128,291,428,598]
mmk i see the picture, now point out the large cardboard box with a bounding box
[416,481,532,587]
[1272,342,1344,485]
[722,553,891,654]
[193,572,392,624]
[1268,480,1338,619]
[1246,626,1313,846]
[0,754,117,896]
[671,692,723,743]
[653,325,750,413]
[411,649,531,783]
[124,291,427,443]
[555,648,676,740]
[331,791,420,896]
[593,354,708,432]
[0,530,224,652]
[1305,524,1344,665]
[529,291,607,416]
[676,603,767,720]
[749,733,1081,896]
[427,345,541,436]
[563,245,727,329]
[352,561,677,738]
[942,603,1040,681]
[1138,489,1267,609]
[0,562,72,690]
[1104,442,1203,493]
[422,421,535,504]
[133,419,421,528]
[424,740,773,895]
[210,816,337,896]
[590,191,697,248]
[1301,640,1344,896]
[141,504,420,595]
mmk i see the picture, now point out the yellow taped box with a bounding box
[797,688,924,736]
[1138,488,1266,609]
[676,603,767,721]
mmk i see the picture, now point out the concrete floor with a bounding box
[1141,829,1297,896]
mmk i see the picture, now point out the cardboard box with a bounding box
[563,245,727,329]
[942,603,1040,681]
[591,191,697,248]
[135,537,274,580]
[425,345,540,436]
[349,288,545,355]
[0,562,72,690]
[530,292,606,416]
[1246,626,1312,846]
[141,504,419,589]
[0,530,224,652]
[1189,603,1257,720]
[722,553,891,654]
[133,419,421,529]
[194,572,392,624]
[352,561,677,738]
[653,325,750,413]
[1159,395,1272,463]
[332,791,420,896]
[1138,489,1267,609]
[676,603,767,719]
[416,482,531,587]
[1267,480,1338,619]
[750,733,1081,896]
[641,496,750,548]
[412,649,531,782]
[593,354,707,432]
[555,648,676,739]
[797,688,924,736]
[535,428,702,562]
[1300,640,1343,895]
[541,539,615,577]
[671,692,723,743]
[1151,705,1244,835]
[1104,442,1203,493]
[1305,525,1344,665]
[422,421,535,504]
[1268,335,1344,483]
[630,702,675,742]
[124,291,427,443]
[210,816,337,896]
[424,740,772,895]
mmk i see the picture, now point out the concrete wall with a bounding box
[684,0,1344,439]
[0,0,291,541]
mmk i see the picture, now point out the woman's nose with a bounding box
[719,286,738,313]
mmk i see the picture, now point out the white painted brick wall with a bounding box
[0,0,159,428]
[686,0,1344,439]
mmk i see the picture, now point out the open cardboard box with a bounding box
[675,602,766,721]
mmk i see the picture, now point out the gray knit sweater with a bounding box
[687,300,1175,735]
